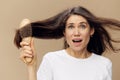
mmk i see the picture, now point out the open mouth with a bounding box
[72,39,82,43]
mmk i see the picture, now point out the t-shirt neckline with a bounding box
[62,49,95,61]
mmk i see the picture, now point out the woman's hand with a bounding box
[20,38,37,67]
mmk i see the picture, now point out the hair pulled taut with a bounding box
[14,6,120,55]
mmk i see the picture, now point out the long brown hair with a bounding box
[14,6,120,55]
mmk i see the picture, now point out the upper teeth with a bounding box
[73,40,81,42]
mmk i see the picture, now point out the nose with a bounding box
[74,28,80,36]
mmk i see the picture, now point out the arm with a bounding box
[20,38,37,80]
[19,19,52,80]
[19,19,37,80]
[27,65,37,80]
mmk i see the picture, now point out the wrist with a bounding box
[27,65,37,71]
[27,65,37,80]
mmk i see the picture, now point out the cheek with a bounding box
[64,31,73,43]
[64,32,71,41]
[64,30,72,38]
[82,32,91,44]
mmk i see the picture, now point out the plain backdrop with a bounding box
[0,0,120,80]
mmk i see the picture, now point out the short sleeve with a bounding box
[37,55,53,80]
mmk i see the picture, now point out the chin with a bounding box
[71,47,84,52]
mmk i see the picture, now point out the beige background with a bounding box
[0,0,120,80]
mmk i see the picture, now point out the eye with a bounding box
[66,25,74,29]
[79,22,87,29]
[80,24,86,29]
[68,25,74,29]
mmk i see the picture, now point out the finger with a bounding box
[23,49,33,55]
[20,51,33,63]
[20,53,33,59]
[22,45,32,51]
[19,47,33,58]
[20,50,33,58]
[20,41,29,47]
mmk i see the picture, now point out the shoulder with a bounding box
[93,53,112,66]
[43,49,65,60]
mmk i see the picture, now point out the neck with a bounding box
[66,47,92,59]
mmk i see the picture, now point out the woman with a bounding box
[14,6,120,80]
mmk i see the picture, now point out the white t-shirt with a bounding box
[37,50,112,80]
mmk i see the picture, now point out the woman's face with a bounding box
[64,15,94,52]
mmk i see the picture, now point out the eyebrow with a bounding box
[80,22,88,24]
[66,21,88,25]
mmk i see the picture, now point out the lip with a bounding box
[72,38,82,41]
[72,38,82,47]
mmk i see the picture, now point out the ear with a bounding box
[63,31,65,36]
[90,27,95,36]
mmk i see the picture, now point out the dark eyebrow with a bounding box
[80,22,88,24]
[66,23,74,26]
[66,21,88,26]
